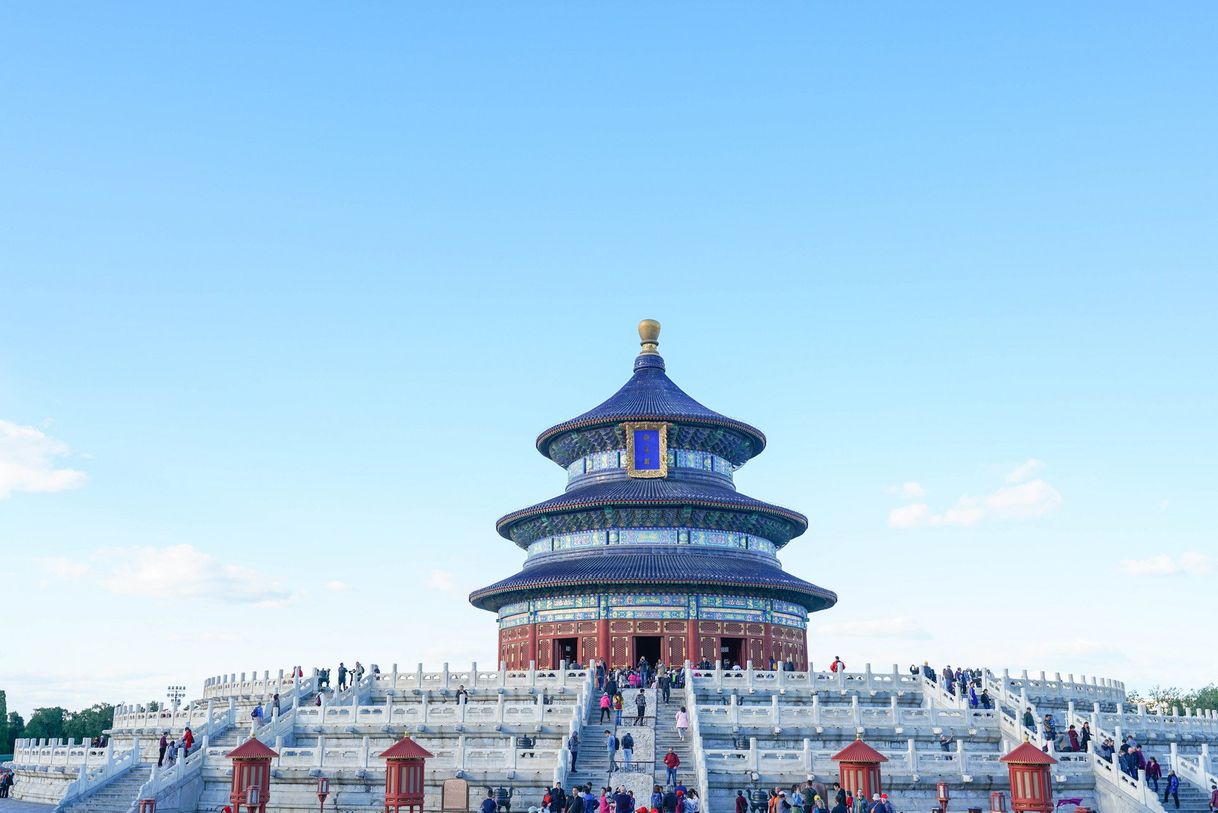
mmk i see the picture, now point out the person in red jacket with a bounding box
[736,791,748,813]
[182,727,194,755]
[663,749,681,787]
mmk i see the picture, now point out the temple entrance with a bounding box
[720,637,745,668]
[633,635,661,666]
[553,637,578,667]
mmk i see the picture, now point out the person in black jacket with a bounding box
[550,784,568,813]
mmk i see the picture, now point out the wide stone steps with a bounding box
[1156,780,1211,813]
[653,688,694,790]
[59,768,151,813]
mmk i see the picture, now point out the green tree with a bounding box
[6,712,26,752]
[64,704,116,742]
[24,707,68,741]
[1183,684,1217,711]
[0,690,8,753]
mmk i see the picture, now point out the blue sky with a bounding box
[1,3,1215,715]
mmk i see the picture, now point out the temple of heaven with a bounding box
[469,320,837,670]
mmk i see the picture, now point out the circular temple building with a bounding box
[469,320,837,670]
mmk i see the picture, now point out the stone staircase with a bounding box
[1158,778,1212,813]
[56,767,151,813]
[565,693,618,792]
[653,687,694,790]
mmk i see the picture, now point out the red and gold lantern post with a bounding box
[226,739,277,813]
[999,742,1057,813]
[381,736,433,813]
[830,737,888,801]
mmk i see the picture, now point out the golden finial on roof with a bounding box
[638,319,661,355]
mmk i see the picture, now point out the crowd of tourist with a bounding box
[737,780,895,813]
[495,782,702,813]
[909,662,993,708]
[155,726,194,768]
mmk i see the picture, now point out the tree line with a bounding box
[0,691,117,754]
[1106,684,1216,714]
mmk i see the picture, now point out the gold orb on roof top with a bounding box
[638,319,661,355]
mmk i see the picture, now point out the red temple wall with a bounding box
[497,619,809,670]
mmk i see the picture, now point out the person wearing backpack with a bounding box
[605,730,618,772]
[621,731,635,770]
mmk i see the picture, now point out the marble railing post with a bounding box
[315,735,325,769]
[852,696,861,725]
[730,694,739,726]
[890,696,898,724]
[443,662,450,690]
[811,694,820,725]
[771,695,780,727]
[361,736,369,770]
[471,661,479,689]
[748,737,759,772]
[907,739,918,773]
[956,739,967,774]
[802,738,813,774]
[391,663,399,690]
[496,694,505,723]
[510,736,519,771]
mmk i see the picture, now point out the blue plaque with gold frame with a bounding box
[624,421,667,478]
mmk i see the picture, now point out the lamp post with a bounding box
[166,685,187,713]
[937,782,950,813]
[317,776,330,813]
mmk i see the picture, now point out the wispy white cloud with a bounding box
[1118,552,1214,577]
[0,419,87,499]
[888,481,927,499]
[37,555,90,579]
[888,464,1061,529]
[1005,458,1045,484]
[427,569,456,592]
[38,544,297,606]
[815,616,928,639]
[324,580,349,592]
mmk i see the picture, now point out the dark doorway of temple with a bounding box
[634,635,661,666]
[554,637,578,666]
[720,637,745,668]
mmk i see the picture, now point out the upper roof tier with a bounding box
[535,320,767,468]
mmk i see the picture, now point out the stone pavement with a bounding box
[0,799,55,813]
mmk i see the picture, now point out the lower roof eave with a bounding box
[468,582,838,615]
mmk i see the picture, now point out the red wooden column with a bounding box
[382,736,433,813]
[999,742,1056,813]
[597,619,610,666]
[686,620,698,664]
[831,737,888,801]
[227,739,278,813]
[525,624,537,668]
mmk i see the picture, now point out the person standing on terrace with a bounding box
[830,657,845,673]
